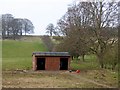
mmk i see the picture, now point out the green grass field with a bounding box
[71,55,100,70]
[2,40,47,70]
[2,39,100,70]
[2,39,101,70]
[2,39,118,88]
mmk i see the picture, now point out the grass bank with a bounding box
[2,40,47,70]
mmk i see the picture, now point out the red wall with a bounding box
[45,57,60,70]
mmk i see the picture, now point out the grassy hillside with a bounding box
[2,36,118,71]
[1,39,101,71]
[2,40,47,70]
[2,38,118,88]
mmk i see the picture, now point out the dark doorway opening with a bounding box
[37,58,45,70]
[60,58,68,70]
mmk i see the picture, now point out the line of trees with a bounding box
[1,14,34,40]
[41,35,54,52]
[46,1,119,69]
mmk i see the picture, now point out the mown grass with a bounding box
[2,39,118,73]
[71,55,100,70]
[2,40,100,71]
[2,40,47,70]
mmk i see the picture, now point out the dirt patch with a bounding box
[2,70,118,88]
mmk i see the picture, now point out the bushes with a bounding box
[52,36,63,41]
[41,36,54,52]
[103,44,118,70]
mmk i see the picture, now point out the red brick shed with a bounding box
[32,52,71,71]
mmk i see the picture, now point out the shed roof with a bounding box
[32,52,70,57]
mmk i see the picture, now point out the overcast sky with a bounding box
[0,0,76,35]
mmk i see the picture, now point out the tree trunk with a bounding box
[20,30,22,36]
[97,54,104,68]
[50,32,52,36]
[112,62,117,70]
[82,54,85,62]
[7,30,9,37]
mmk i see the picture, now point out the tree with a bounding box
[10,19,21,39]
[23,19,34,35]
[0,16,2,38]
[57,16,69,36]
[56,1,118,68]
[2,14,14,39]
[46,23,55,36]
[103,42,118,70]
[56,3,90,61]
[80,1,118,68]
[1,14,34,39]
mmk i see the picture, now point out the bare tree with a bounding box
[56,1,118,68]
[80,1,118,68]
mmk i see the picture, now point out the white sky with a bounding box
[0,0,74,35]
[1,0,117,35]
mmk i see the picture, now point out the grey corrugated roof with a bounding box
[32,52,70,56]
